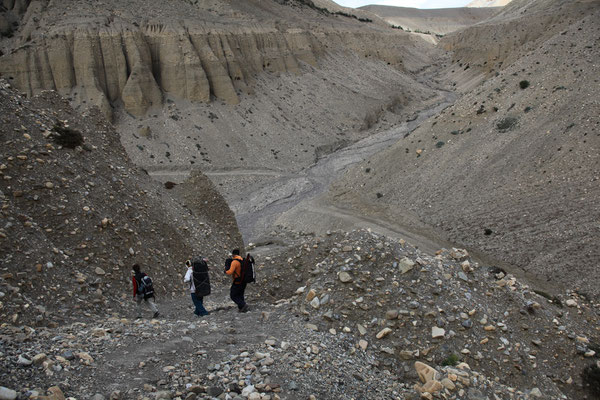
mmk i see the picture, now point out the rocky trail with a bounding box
[2,229,599,400]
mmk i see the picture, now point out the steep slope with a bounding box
[327,0,600,297]
[0,79,241,327]
[440,0,598,90]
[361,5,499,35]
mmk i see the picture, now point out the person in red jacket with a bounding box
[225,249,248,313]
[132,264,159,319]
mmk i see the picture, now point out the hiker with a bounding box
[132,264,159,318]
[225,249,249,313]
[184,257,211,317]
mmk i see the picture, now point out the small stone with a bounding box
[95,267,105,275]
[529,388,543,398]
[241,385,255,397]
[338,272,353,283]
[398,257,415,274]
[415,361,438,383]
[32,353,47,365]
[358,340,368,350]
[357,324,367,336]
[306,289,317,302]
[385,310,399,320]
[376,327,392,339]
[566,299,577,307]
[310,297,320,309]
[45,182,54,189]
[441,378,455,391]
[422,380,443,393]
[154,391,172,399]
[305,323,318,331]
[431,327,445,338]
[17,354,32,366]
[46,386,65,400]
[206,387,223,397]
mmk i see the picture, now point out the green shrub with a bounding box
[52,123,84,148]
[582,363,600,397]
[496,117,518,132]
[435,141,445,148]
[519,80,530,89]
[441,354,460,366]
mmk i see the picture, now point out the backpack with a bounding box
[192,258,211,296]
[138,274,154,297]
[240,254,256,284]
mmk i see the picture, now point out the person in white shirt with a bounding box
[184,257,211,317]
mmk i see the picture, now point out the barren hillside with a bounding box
[0,79,241,327]
[0,0,599,399]
[326,0,600,298]
[360,5,499,35]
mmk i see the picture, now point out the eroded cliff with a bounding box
[0,0,425,120]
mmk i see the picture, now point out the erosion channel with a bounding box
[209,89,457,253]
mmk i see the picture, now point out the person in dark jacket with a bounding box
[132,264,159,319]
[184,257,211,317]
[225,249,248,313]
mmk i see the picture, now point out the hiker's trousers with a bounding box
[136,294,158,317]
[230,282,247,310]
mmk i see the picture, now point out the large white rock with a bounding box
[431,327,445,338]
[0,387,17,400]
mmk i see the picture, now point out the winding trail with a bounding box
[231,89,458,247]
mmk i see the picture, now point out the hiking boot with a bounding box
[239,305,249,313]
[153,311,160,318]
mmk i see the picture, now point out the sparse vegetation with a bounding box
[435,141,445,148]
[582,363,600,397]
[51,122,84,148]
[441,353,460,366]
[519,80,530,89]
[496,117,518,132]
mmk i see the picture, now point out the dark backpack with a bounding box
[192,258,211,296]
[138,274,154,297]
[240,254,256,284]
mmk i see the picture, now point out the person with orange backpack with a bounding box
[224,249,254,313]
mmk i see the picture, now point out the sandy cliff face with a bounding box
[0,22,325,118]
[0,0,424,121]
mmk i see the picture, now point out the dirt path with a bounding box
[90,286,302,397]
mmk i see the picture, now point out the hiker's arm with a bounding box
[225,260,240,276]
